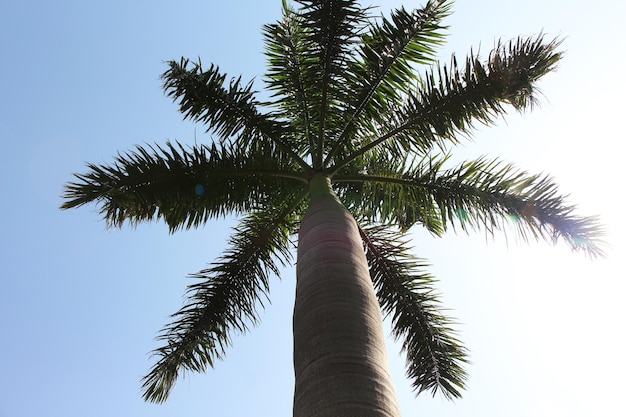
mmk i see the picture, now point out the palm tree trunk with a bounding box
[293,175,402,417]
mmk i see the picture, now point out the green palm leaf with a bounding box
[326,0,451,163]
[336,155,448,235]
[61,141,305,230]
[360,225,468,399]
[337,155,604,257]
[162,59,309,169]
[332,34,563,171]
[294,0,369,166]
[263,2,315,154]
[142,197,304,403]
[163,59,265,141]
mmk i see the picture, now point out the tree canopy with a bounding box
[62,0,603,405]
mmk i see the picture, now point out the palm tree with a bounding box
[61,0,603,416]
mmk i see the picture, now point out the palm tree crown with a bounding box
[61,0,603,408]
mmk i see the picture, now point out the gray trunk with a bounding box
[293,175,401,417]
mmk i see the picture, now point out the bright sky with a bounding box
[1,1,624,416]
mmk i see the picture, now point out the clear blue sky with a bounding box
[1,1,624,416]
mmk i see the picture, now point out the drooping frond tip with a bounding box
[338,155,605,259]
[432,158,606,258]
[140,197,303,403]
[360,225,469,399]
[487,34,563,110]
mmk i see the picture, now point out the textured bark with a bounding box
[293,175,401,417]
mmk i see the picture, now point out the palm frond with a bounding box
[294,0,369,166]
[338,156,604,257]
[61,141,306,230]
[423,157,605,257]
[263,2,316,157]
[360,225,468,399]
[335,150,447,233]
[163,59,265,141]
[141,196,304,403]
[400,34,563,149]
[162,59,310,169]
[326,0,450,164]
[332,34,563,170]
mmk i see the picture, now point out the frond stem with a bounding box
[329,123,410,175]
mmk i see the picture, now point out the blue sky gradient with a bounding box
[1,1,624,416]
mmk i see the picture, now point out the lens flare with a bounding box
[194,184,205,196]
